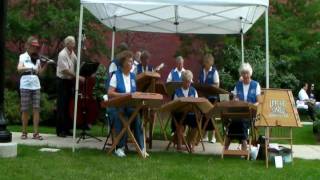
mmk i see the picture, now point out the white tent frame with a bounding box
[72,1,270,152]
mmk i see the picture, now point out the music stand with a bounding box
[77,62,101,143]
[165,82,183,97]
[80,62,99,77]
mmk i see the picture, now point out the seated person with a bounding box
[297,82,317,121]
[199,54,219,143]
[166,56,185,82]
[136,50,153,74]
[308,83,320,108]
[225,63,261,151]
[108,50,146,157]
[172,70,198,151]
[108,42,129,77]
[106,42,129,90]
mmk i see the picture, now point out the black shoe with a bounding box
[57,132,66,138]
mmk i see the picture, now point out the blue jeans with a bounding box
[111,107,144,150]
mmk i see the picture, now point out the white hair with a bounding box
[176,56,184,63]
[64,36,75,47]
[239,62,253,76]
[181,70,193,82]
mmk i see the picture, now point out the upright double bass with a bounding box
[69,62,100,128]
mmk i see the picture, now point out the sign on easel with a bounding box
[255,89,302,127]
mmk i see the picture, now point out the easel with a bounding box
[101,92,163,158]
[255,89,302,168]
[136,72,161,149]
[209,101,257,160]
[160,97,213,152]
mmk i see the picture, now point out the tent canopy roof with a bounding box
[81,0,268,34]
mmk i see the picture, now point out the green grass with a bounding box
[292,125,318,145]
[255,125,319,145]
[0,145,320,180]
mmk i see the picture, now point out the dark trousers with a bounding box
[56,78,74,135]
[308,105,316,121]
[227,119,250,141]
[171,113,197,133]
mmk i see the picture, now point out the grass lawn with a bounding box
[7,122,319,145]
[0,145,320,180]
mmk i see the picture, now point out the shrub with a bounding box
[4,88,20,124]
[4,89,55,125]
[313,120,320,134]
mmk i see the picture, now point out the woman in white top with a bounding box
[199,54,219,143]
[108,50,146,158]
[17,36,49,140]
[172,70,198,151]
[225,63,261,151]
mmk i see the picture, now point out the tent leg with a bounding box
[111,27,116,60]
[241,32,244,64]
[265,7,270,89]
[72,4,84,153]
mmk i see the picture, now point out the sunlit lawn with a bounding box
[1,145,320,180]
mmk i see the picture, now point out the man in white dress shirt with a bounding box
[297,83,316,121]
[166,56,186,82]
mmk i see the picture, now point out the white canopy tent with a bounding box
[72,0,270,152]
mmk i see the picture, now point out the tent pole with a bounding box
[111,27,116,60]
[241,31,244,64]
[72,4,84,153]
[265,7,269,89]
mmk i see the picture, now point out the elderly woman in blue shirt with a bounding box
[108,50,146,157]
[199,54,219,143]
[225,63,261,151]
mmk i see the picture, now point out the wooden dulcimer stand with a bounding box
[136,72,162,149]
[255,89,302,168]
[209,101,257,160]
[101,92,163,158]
[160,97,213,153]
[193,83,229,96]
[136,72,161,93]
[193,83,229,144]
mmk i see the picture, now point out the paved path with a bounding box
[11,132,320,160]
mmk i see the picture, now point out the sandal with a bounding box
[32,133,43,140]
[21,132,28,140]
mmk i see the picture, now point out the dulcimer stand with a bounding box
[160,97,213,153]
[101,92,163,158]
[136,72,162,149]
[208,101,257,160]
[192,83,229,145]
